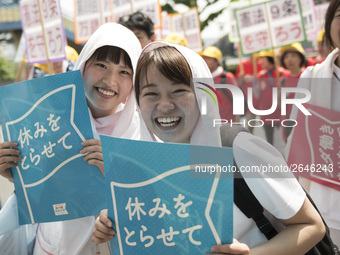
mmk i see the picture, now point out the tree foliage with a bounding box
[161,0,226,31]
[162,0,197,14]
[314,0,330,3]
[0,54,16,81]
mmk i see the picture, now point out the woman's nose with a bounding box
[156,97,175,112]
[103,71,118,87]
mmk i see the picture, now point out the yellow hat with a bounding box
[317,29,325,43]
[252,53,260,58]
[33,63,49,73]
[279,43,305,69]
[279,42,305,55]
[198,46,222,62]
[21,57,49,73]
[258,50,275,58]
[164,33,188,47]
[65,45,79,62]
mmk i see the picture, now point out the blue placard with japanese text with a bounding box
[0,71,105,224]
[101,135,234,255]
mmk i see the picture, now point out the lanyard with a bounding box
[333,72,340,82]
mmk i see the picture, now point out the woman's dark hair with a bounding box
[85,46,132,70]
[266,56,275,65]
[324,0,340,50]
[135,46,192,104]
[119,11,154,38]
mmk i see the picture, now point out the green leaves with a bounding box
[0,54,16,82]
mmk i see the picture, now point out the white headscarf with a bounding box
[136,42,222,147]
[308,47,338,109]
[74,23,142,139]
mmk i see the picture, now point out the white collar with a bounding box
[211,66,224,78]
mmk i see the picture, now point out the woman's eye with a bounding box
[121,70,131,75]
[173,89,188,94]
[144,92,158,97]
[96,63,107,69]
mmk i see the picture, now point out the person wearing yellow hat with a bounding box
[235,52,263,134]
[164,33,188,47]
[27,63,49,79]
[22,57,49,80]
[279,43,305,75]
[65,45,79,63]
[236,53,262,79]
[307,29,330,66]
[199,46,223,73]
[26,46,79,80]
[257,49,289,145]
[52,45,79,74]
[199,46,239,122]
[316,29,331,63]
[279,43,306,142]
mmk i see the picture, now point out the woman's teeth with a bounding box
[98,87,115,96]
[157,117,180,127]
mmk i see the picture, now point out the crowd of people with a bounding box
[201,31,328,148]
[0,0,340,254]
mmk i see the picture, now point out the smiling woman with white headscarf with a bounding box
[134,41,221,147]
[74,23,141,140]
[93,41,324,254]
[31,23,142,255]
[0,23,142,255]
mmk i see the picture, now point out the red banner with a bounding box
[287,103,340,191]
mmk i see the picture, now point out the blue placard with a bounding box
[101,135,234,255]
[0,71,105,224]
